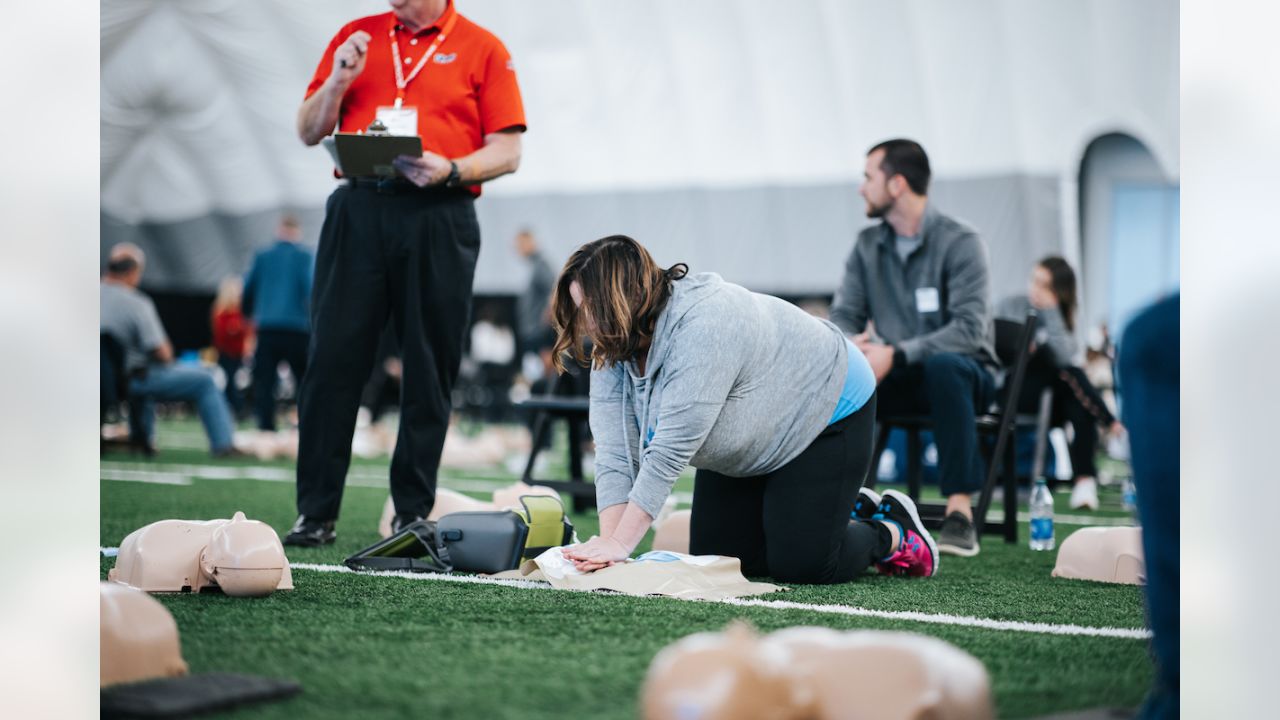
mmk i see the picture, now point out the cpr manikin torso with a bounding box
[1051,526,1145,585]
[109,511,293,597]
[642,623,994,720]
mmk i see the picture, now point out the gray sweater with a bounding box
[995,294,1079,367]
[589,272,850,518]
[830,204,998,369]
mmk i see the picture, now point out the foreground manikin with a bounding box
[109,511,293,597]
[100,582,188,687]
[642,623,993,720]
[551,235,938,583]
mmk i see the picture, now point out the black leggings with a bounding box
[689,395,889,584]
[1019,359,1116,478]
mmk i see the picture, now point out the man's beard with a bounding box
[865,198,892,219]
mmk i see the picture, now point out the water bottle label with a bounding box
[1030,517,1054,541]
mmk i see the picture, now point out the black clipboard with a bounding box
[323,133,423,178]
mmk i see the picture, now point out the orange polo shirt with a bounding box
[305,1,526,196]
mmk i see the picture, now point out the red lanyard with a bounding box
[389,11,459,108]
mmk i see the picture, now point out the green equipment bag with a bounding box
[344,495,574,575]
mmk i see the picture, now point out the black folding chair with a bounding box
[516,371,594,512]
[101,333,155,456]
[865,311,1041,543]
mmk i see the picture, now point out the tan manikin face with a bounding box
[859,149,895,219]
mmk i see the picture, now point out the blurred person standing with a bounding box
[211,276,252,420]
[243,214,313,432]
[514,227,557,362]
[287,0,526,546]
[830,139,998,558]
[995,257,1124,510]
[100,243,239,457]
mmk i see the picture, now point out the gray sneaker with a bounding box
[936,512,980,557]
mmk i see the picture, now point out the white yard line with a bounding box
[285,561,1149,641]
[97,549,1150,640]
[100,469,192,485]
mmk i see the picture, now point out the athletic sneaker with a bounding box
[873,489,939,577]
[1069,477,1100,511]
[852,487,883,521]
[936,511,980,557]
[283,515,336,547]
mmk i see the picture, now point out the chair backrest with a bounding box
[994,311,1038,409]
[101,333,129,415]
[993,318,1030,369]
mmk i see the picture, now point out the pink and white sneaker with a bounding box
[873,489,939,578]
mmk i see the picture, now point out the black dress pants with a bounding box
[689,396,888,584]
[296,184,480,521]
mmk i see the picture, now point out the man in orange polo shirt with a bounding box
[285,0,526,546]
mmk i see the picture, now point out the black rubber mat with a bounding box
[101,672,300,718]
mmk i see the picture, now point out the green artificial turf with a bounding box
[101,422,1154,719]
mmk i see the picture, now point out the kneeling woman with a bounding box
[554,236,937,583]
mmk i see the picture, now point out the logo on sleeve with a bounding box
[433,52,457,64]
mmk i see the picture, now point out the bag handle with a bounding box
[344,521,454,573]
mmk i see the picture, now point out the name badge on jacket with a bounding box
[915,287,941,314]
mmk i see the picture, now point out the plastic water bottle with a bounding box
[1029,478,1055,551]
[1121,476,1138,513]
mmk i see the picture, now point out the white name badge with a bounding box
[915,287,941,314]
[375,106,419,137]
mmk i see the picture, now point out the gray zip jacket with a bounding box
[589,272,849,518]
[830,204,998,369]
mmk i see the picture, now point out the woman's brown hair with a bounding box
[550,235,688,372]
[1038,256,1078,332]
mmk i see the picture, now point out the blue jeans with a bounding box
[876,353,997,496]
[1118,294,1179,719]
[129,365,235,453]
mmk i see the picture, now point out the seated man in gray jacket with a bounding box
[830,139,998,557]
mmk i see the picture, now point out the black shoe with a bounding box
[283,515,336,547]
[851,487,883,521]
[937,511,980,557]
[390,514,426,535]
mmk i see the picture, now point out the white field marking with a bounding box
[97,551,1150,640]
[1016,512,1134,527]
[100,469,192,485]
[718,597,1151,640]
[280,561,1149,641]
[97,461,687,502]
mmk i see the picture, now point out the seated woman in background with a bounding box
[553,235,938,584]
[996,256,1123,511]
